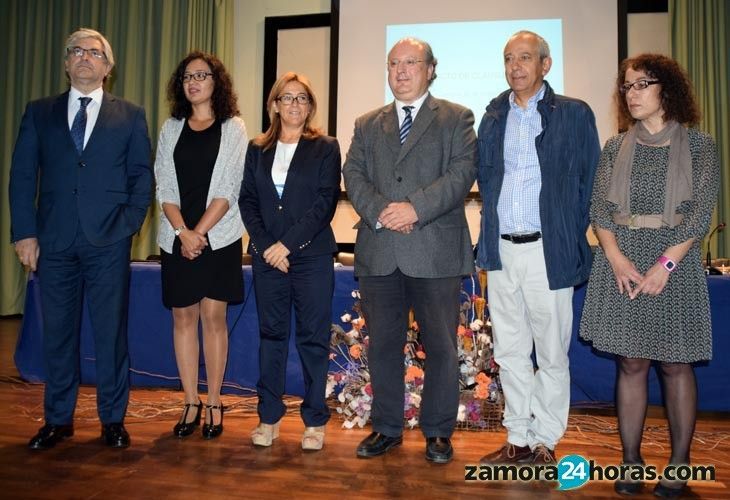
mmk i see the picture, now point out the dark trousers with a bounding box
[359,269,461,438]
[252,253,333,426]
[37,227,132,425]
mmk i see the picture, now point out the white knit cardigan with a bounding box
[155,116,247,253]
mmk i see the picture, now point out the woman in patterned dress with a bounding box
[579,54,720,497]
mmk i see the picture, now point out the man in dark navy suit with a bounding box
[9,28,152,449]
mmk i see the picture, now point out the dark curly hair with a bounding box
[615,53,700,130]
[167,51,239,120]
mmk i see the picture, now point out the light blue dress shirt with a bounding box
[497,84,546,235]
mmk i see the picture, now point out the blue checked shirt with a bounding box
[497,84,546,235]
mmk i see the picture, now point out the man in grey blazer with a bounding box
[343,37,476,463]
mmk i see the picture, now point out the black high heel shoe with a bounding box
[614,461,645,496]
[653,480,697,498]
[173,400,202,437]
[201,403,224,439]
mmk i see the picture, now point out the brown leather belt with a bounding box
[500,232,541,244]
[613,213,683,229]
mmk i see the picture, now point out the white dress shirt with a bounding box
[67,86,104,150]
[394,91,429,127]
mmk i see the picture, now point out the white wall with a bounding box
[232,0,330,137]
[628,13,669,57]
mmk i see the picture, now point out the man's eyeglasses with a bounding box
[387,58,424,70]
[276,94,310,105]
[619,79,660,94]
[182,71,213,83]
[67,46,106,60]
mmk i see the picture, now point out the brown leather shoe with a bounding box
[530,444,557,464]
[479,442,533,464]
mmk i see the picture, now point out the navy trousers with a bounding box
[359,269,461,438]
[37,227,132,425]
[252,253,333,426]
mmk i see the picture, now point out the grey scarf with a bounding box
[607,120,691,228]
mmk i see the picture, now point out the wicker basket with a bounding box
[456,387,504,432]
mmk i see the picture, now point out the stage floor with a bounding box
[1,317,729,499]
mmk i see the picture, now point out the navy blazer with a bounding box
[475,81,600,289]
[9,91,153,252]
[240,135,341,258]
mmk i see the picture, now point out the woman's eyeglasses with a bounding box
[619,79,660,94]
[276,94,310,105]
[182,71,213,83]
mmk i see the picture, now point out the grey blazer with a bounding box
[343,94,477,278]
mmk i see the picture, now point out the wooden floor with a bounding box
[0,316,728,499]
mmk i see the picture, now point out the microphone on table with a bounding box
[705,222,726,275]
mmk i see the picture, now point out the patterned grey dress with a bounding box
[579,128,720,363]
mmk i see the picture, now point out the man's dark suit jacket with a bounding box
[9,91,152,250]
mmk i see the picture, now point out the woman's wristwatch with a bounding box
[657,255,676,272]
[174,225,186,237]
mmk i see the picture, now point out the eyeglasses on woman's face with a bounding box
[276,94,310,105]
[619,79,660,94]
[182,71,213,83]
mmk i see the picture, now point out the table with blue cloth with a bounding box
[13,263,730,411]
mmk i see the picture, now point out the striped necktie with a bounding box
[71,97,92,154]
[399,105,414,145]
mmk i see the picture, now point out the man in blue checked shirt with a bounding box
[475,31,600,466]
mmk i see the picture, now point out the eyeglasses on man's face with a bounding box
[182,71,214,83]
[387,58,424,70]
[67,46,106,60]
[276,94,310,105]
[619,79,660,94]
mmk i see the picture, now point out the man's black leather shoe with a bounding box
[101,423,130,448]
[425,437,453,463]
[356,431,402,458]
[28,424,74,450]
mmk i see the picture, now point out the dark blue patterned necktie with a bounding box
[399,105,414,145]
[71,97,92,154]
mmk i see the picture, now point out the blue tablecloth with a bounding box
[570,277,730,411]
[15,263,357,397]
[13,263,730,410]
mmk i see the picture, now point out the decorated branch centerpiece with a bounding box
[327,271,503,431]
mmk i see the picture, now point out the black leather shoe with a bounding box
[425,437,453,464]
[101,423,130,448]
[173,400,202,437]
[653,481,697,498]
[201,403,223,440]
[28,424,74,450]
[615,479,644,496]
[615,461,645,496]
[356,431,402,458]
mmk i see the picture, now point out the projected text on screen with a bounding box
[385,19,563,122]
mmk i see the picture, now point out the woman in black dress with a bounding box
[155,52,247,439]
[240,72,341,450]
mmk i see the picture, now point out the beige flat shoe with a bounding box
[251,422,280,447]
[301,425,325,451]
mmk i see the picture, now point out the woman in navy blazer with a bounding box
[240,72,341,451]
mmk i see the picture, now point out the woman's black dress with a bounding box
[161,119,243,308]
